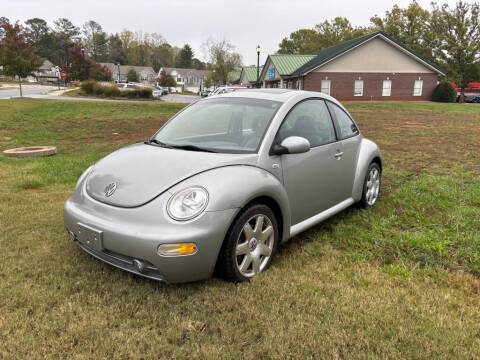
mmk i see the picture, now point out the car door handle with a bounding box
[334,151,344,159]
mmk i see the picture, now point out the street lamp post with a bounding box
[117,63,121,83]
[212,69,216,90]
[256,45,261,88]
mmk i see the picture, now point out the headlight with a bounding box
[167,186,209,221]
[76,165,94,188]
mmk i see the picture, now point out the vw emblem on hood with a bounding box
[104,182,117,197]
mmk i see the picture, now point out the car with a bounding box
[209,86,247,96]
[64,89,382,284]
[200,89,210,97]
[153,86,168,98]
[117,83,138,91]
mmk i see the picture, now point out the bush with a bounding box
[432,82,457,102]
[121,87,152,99]
[80,81,152,99]
[137,87,153,98]
[101,85,121,97]
[80,80,96,94]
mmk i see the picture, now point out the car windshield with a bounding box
[152,97,282,153]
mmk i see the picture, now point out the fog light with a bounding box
[68,230,75,241]
[157,243,197,256]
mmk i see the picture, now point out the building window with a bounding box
[177,77,182,83]
[287,81,292,89]
[413,80,423,96]
[382,80,392,96]
[354,80,363,96]
[321,80,331,95]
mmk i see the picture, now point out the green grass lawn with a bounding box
[1,99,480,359]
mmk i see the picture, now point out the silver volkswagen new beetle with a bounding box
[64,89,382,283]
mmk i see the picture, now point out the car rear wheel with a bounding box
[217,204,279,282]
[361,162,381,208]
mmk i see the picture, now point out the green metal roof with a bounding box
[228,70,241,83]
[268,54,316,76]
[294,31,445,76]
[242,65,264,83]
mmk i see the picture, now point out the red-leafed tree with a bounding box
[158,68,176,87]
[0,20,42,97]
[64,44,111,82]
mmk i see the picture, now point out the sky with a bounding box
[3,0,464,65]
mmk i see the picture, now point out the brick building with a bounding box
[260,31,445,101]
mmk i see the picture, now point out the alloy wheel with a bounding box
[366,167,380,206]
[235,214,275,278]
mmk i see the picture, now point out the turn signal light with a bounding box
[157,243,197,256]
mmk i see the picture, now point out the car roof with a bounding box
[210,88,339,104]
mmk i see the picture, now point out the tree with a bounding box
[82,20,108,61]
[315,17,370,48]
[176,44,193,68]
[24,18,59,62]
[108,34,127,64]
[0,21,42,97]
[202,38,242,85]
[371,1,433,59]
[278,29,321,54]
[65,44,111,82]
[192,58,206,70]
[127,67,138,82]
[158,68,176,87]
[278,18,370,54]
[430,1,480,102]
[54,18,80,43]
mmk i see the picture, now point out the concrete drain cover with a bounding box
[3,146,57,158]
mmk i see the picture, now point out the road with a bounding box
[0,85,199,104]
[0,84,59,99]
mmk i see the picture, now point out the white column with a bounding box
[280,78,284,88]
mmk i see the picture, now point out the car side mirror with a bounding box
[271,136,311,155]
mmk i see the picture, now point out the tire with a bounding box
[360,162,381,208]
[217,204,279,282]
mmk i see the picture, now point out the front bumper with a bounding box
[63,183,238,283]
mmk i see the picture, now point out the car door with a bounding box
[327,101,362,201]
[275,99,347,225]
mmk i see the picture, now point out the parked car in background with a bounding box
[64,89,382,284]
[153,86,169,98]
[117,83,138,91]
[200,89,211,97]
[209,86,248,96]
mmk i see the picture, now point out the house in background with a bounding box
[100,63,157,84]
[158,67,210,93]
[239,65,263,87]
[259,31,445,101]
[30,59,59,83]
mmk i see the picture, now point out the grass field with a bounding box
[1,99,480,359]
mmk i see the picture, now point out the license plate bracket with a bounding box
[77,223,103,252]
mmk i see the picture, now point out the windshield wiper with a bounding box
[144,139,172,148]
[168,144,217,153]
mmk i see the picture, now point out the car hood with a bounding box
[85,143,258,207]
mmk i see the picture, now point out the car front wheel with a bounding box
[217,204,279,282]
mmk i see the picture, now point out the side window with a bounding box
[277,99,337,147]
[330,103,359,139]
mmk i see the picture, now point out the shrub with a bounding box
[80,80,96,94]
[101,85,121,97]
[432,82,457,102]
[137,87,153,98]
[127,68,139,82]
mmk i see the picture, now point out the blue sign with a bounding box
[268,68,275,80]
